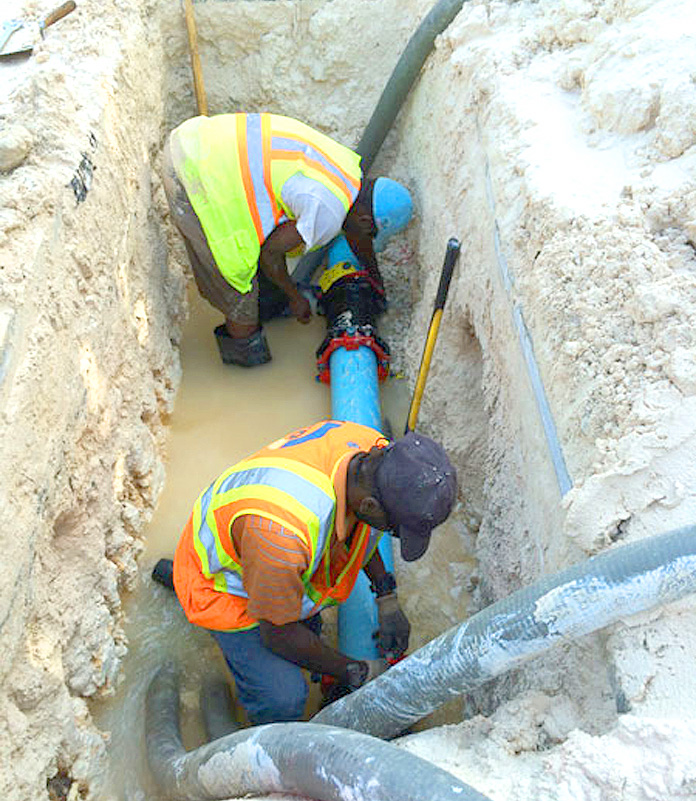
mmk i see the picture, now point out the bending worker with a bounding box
[153,419,456,725]
[162,112,413,367]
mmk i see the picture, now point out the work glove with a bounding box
[375,593,411,661]
[320,659,388,708]
[352,658,388,687]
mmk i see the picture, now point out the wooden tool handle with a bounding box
[43,1,76,30]
[183,0,208,116]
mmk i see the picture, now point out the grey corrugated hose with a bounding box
[292,0,469,285]
[146,524,696,798]
[313,524,696,738]
[145,661,491,801]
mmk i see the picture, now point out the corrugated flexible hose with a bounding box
[145,661,491,801]
[146,525,696,799]
[313,524,696,738]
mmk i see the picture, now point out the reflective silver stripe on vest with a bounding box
[196,481,226,576]
[271,134,359,204]
[300,593,323,618]
[199,464,336,588]
[364,527,382,566]
[219,569,246,596]
[245,113,278,240]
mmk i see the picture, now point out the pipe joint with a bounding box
[316,268,391,384]
[316,326,391,384]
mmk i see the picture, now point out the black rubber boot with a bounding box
[152,558,175,591]
[213,325,272,367]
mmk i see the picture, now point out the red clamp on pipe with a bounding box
[321,673,337,693]
[316,332,390,385]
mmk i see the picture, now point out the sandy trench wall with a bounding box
[0,1,185,798]
[381,0,616,730]
[384,0,696,767]
[160,0,429,140]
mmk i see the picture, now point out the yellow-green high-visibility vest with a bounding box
[170,113,363,293]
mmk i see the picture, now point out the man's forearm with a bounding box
[364,548,391,589]
[259,620,355,682]
[364,553,398,598]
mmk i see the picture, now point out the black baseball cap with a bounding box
[374,432,457,561]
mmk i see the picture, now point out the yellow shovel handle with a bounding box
[405,309,443,433]
[405,238,461,434]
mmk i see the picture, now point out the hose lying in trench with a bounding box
[313,523,696,739]
[145,661,492,801]
[293,0,470,284]
[199,678,239,742]
[146,525,696,798]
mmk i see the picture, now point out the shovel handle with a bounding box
[433,237,460,311]
[43,1,76,30]
[404,237,461,434]
[183,0,208,116]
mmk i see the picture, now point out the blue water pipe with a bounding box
[319,236,395,660]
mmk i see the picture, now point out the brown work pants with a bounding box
[162,139,259,327]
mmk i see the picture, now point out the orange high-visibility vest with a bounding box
[173,420,388,632]
[170,113,363,293]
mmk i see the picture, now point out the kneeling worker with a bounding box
[154,419,456,725]
[163,113,413,367]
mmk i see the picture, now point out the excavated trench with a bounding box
[2,0,696,800]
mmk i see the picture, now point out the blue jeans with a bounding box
[210,615,321,725]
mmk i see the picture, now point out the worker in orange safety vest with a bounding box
[152,419,457,724]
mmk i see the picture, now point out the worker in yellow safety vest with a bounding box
[152,420,457,724]
[162,113,413,367]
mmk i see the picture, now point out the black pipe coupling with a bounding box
[315,269,390,385]
[318,269,387,328]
